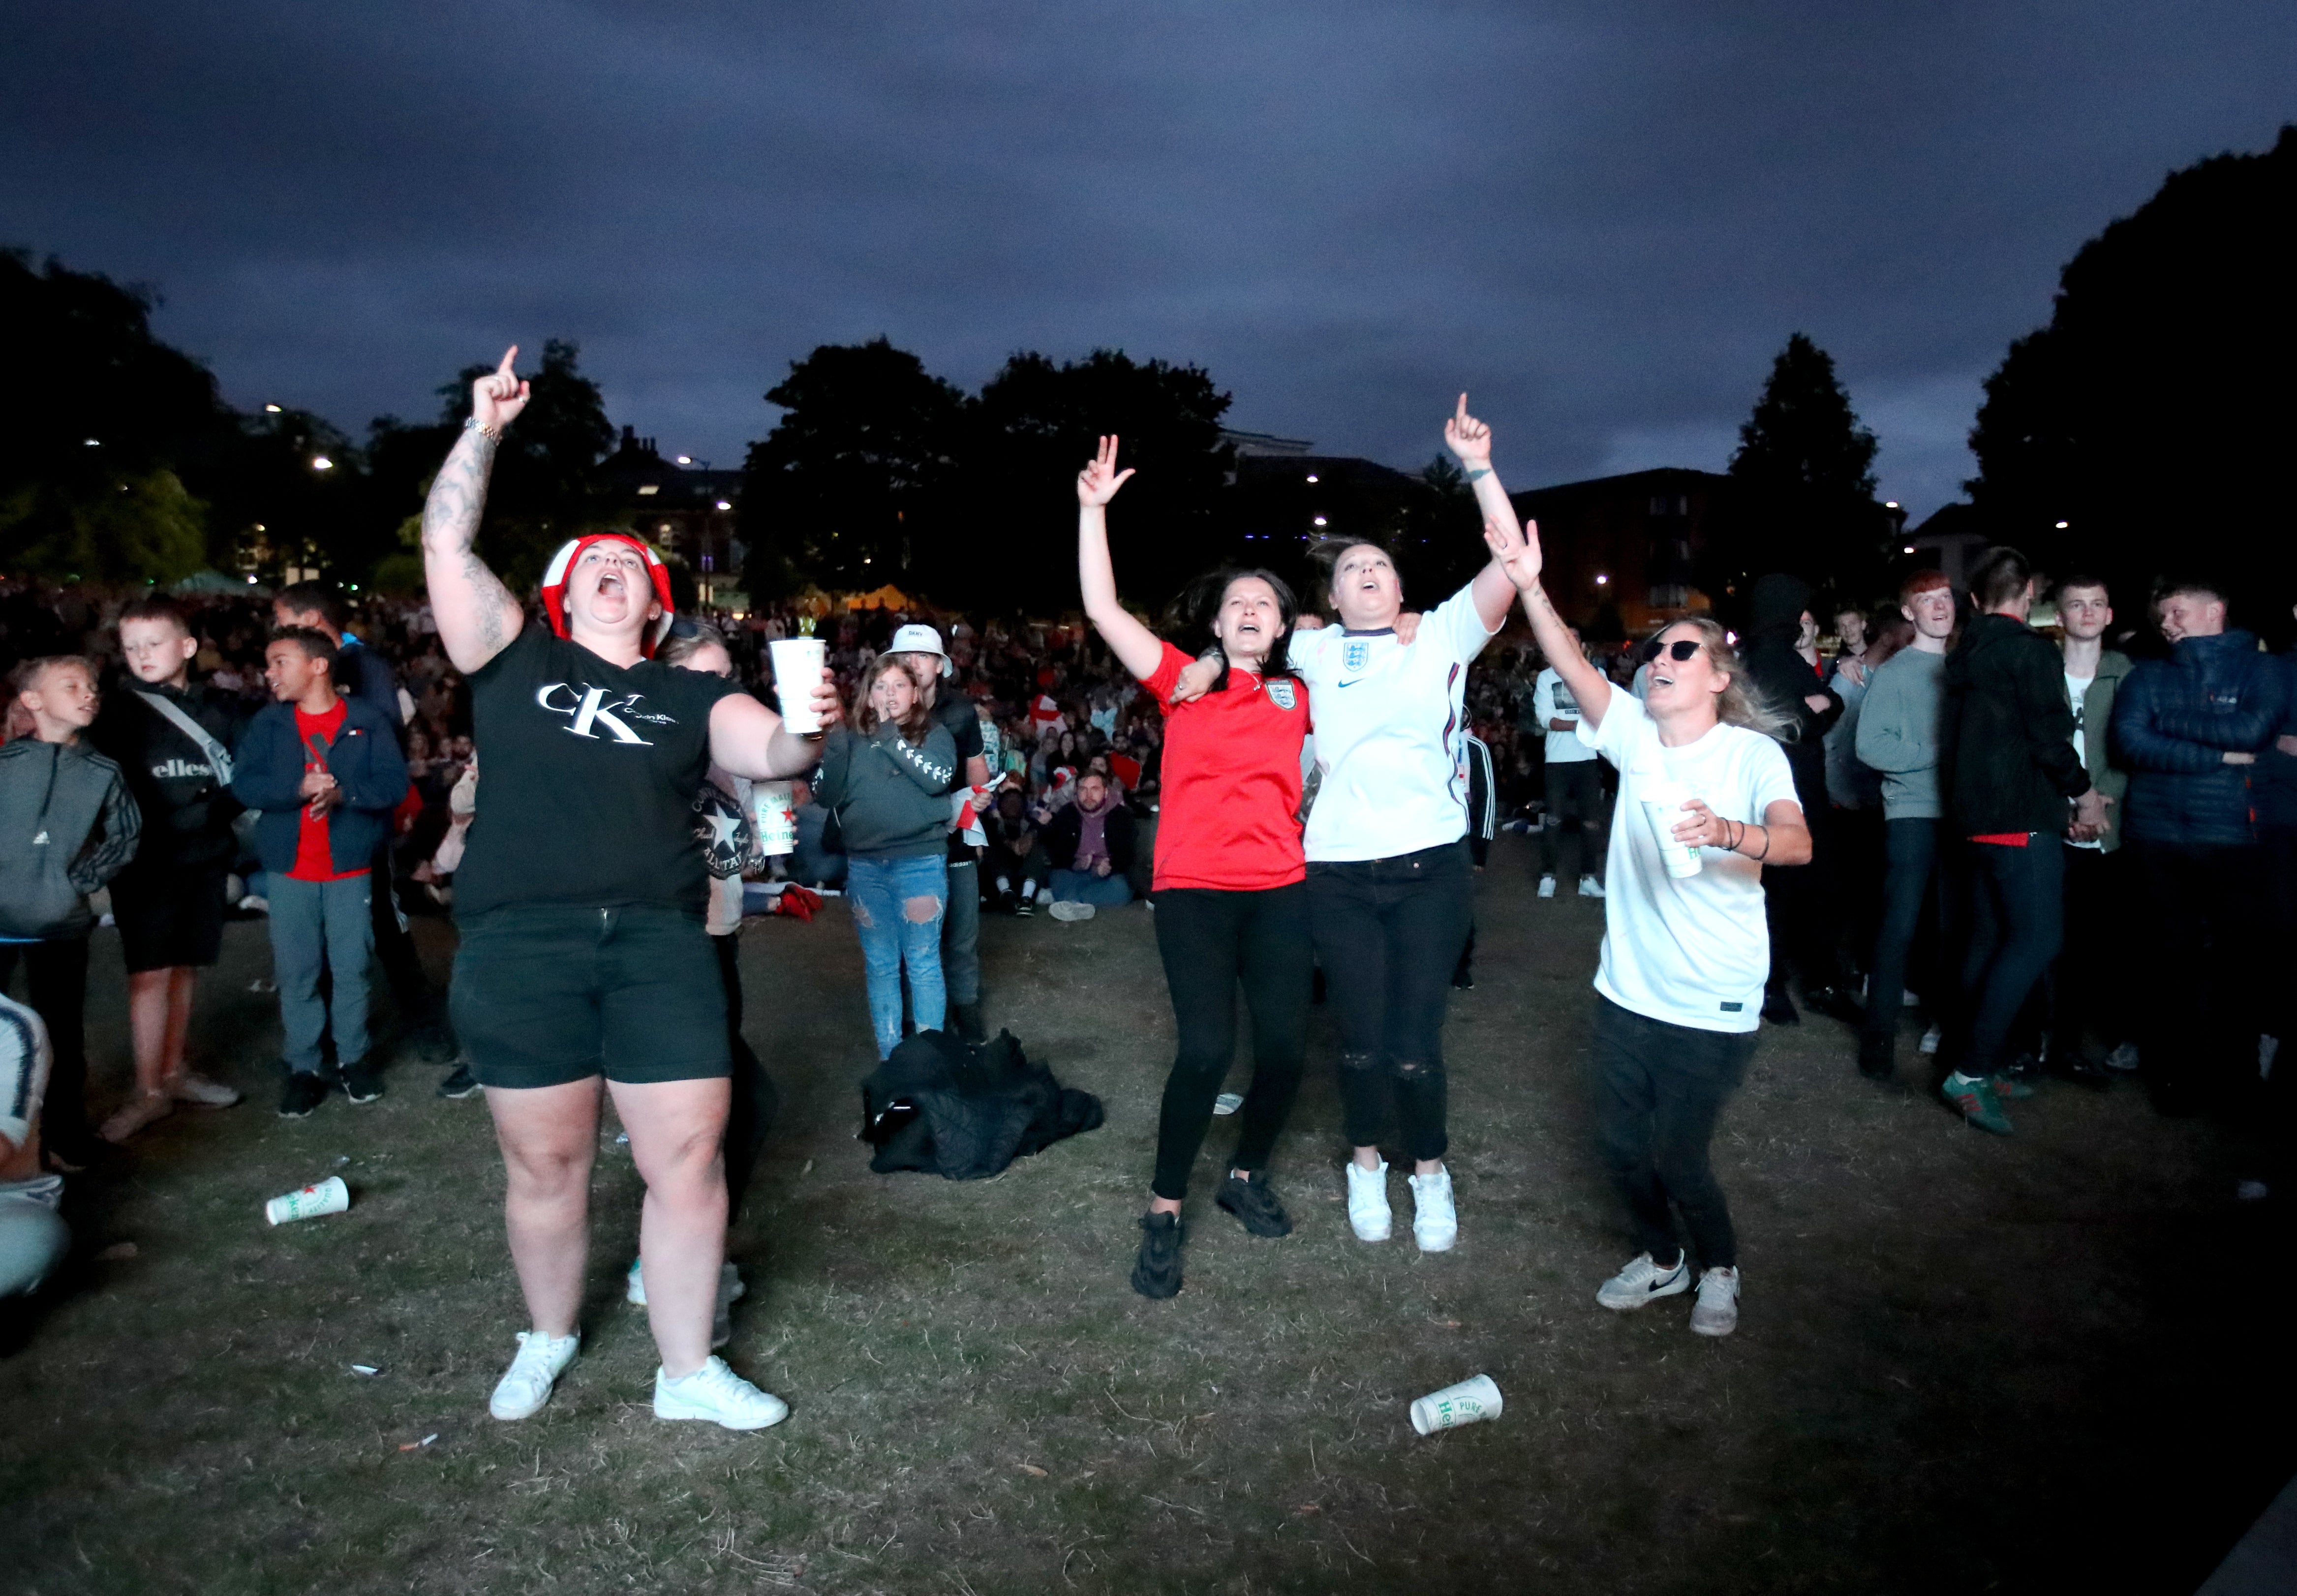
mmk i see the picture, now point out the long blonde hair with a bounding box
[1651,618,1794,741]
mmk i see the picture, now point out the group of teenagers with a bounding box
[425,357,1815,1434]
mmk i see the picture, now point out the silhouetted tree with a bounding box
[1706,333,1888,603]
[1967,124,2295,625]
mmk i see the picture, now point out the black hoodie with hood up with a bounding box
[1743,573,1839,812]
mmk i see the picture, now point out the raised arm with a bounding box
[1481,515,1614,730]
[709,671,844,782]
[1076,436,1164,682]
[1443,394,1529,633]
[422,348,530,674]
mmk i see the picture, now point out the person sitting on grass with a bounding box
[1483,507,1810,1339]
[0,993,69,1301]
[229,628,408,1119]
[1041,770,1136,921]
[985,785,1049,915]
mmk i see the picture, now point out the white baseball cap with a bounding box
[888,623,953,677]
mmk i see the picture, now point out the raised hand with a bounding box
[1077,434,1136,509]
[1443,393,1493,468]
[474,346,531,432]
[1480,514,1543,593]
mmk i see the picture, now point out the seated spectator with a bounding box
[985,786,1050,915]
[1043,770,1136,920]
[0,993,69,1299]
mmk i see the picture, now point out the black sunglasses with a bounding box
[1652,638,1700,662]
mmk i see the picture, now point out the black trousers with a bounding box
[0,937,90,1151]
[1148,883,1312,1201]
[369,838,434,1020]
[713,930,778,1222]
[1764,794,1840,993]
[2129,839,2264,1106]
[2045,844,2131,1060]
[1307,841,1474,1163]
[1591,995,1757,1270]
[1957,836,2064,1080]
[1862,818,1944,1048]
[1832,805,1886,977]
[1539,759,1605,880]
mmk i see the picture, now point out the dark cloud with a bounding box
[3,0,2289,513]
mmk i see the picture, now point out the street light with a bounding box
[675,455,693,466]
[1595,574,1609,586]
[1312,515,1328,527]
[311,455,334,471]
[2055,520,2069,529]
[1903,545,1916,554]
[83,438,99,447]
[716,500,732,511]
[1885,500,1899,509]
[1305,474,1319,484]
[265,404,282,414]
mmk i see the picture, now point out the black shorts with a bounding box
[451,903,731,1090]
[111,865,228,973]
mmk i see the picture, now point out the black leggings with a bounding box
[1149,884,1312,1201]
[713,931,779,1222]
[1307,841,1474,1163]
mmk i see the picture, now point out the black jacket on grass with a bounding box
[1941,611,2091,837]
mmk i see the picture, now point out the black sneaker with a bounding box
[278,1071,330,1119]
[1014,899,1034,917]
[1803,985,1865,1026]
[1762,988,1800,1025]
[1857,1034,1895,1081]
[1215,1171,1294,1238]
[1131,1211,1184,1299]
[341,1057,386,1104]
[436,1063,480,1099]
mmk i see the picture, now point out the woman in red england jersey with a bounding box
[1075,436,1315,1299]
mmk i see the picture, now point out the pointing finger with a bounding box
[498,346,519,375]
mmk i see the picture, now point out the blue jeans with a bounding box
[847,855,948,1058]
[1050,868,1134,907]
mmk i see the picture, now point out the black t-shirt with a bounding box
[454,626,741,919]
[931,679,985,861]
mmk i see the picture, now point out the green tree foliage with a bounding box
[1968,125,2295,614]
[737,339,965,599]
[1707,332,1887,602]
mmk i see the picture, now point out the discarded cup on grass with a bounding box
[1640,785,1703,879]
[1410,1373,1502,1435]
[767,638,828,734]
[266,1175,349,1226]
[1211,1092,1243,1116]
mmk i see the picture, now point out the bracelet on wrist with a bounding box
[463,416,500,440]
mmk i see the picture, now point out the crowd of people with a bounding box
[3,361,2290,1432]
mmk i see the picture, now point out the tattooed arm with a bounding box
[423,347,530,673]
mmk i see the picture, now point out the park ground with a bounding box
[5,832,2294,1596]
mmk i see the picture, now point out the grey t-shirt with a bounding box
[1853,647,1948,820]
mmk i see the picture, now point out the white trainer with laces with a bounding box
[166,1071,243,1107]
[1578,874,1605,899]
[1595,1252,1691,1311]
[1345,1159,1392,1242]
[1918,1023,1943,1056]
[1537,875,1558,900]
[1690,1266,1741,1336]
[489,1330,580,1420]
[654,1356,789,1429]
[1408,1167,1457,1252]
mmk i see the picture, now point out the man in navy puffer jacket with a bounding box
[2112,577,2285,1113]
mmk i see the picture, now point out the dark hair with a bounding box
[853,654,933,744]
[1165,567,1301,694]
[1306,534,1400,604]
[118,595,191,634]
[274,581,348,632]
[2152,573,2228,608]
[1968,547,2034,612]
[268,625,338,670]
[2055,574,2111,602]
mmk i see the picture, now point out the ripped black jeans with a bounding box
[1306,841,1475,1163]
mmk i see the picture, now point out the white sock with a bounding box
[995,875,1011,893]
[1022,881,1038,901]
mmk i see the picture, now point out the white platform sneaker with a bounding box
[1408,1167,1457,1252]
[654,1356,789,1430]
[489,1330,580,1420]
[1345,1159,1392,1242]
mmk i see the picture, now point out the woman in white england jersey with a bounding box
[1482,510,1810,1338]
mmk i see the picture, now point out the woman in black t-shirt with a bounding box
[421,349,839,1434]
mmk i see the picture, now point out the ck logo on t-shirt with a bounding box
[535,682,666,745]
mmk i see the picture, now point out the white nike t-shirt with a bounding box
[1580,691,1801,1034]
[1533,667,1597,764]
[1289,582,1501,863]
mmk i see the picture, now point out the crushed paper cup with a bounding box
[265,1175,349,1226]
[1410,1374,1502,1435]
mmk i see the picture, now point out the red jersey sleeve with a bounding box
[1142,640,1195,713]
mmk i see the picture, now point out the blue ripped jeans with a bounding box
[846,854,949,1058]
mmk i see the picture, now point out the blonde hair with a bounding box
[1650,619,1794,740]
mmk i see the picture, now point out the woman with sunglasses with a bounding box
[1481,512,1810,1338]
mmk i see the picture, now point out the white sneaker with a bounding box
[1537,875,1558,899]
[2106,1041,2141,1072]
[1047,901,1095,922]
[1595,1252,1691,1311]
[99,1091,174,1144]
[626,1260,746,1349]
[1345,1160,1392,1242]
[1689,1266,1741,1336]
[654,1355,789,1430]
[1578,874,1605,899]
[489,1330,579,1420]
[1408,1167,1457,1252]
[166,1071,242,1108]
[1918,1023,1943,1056]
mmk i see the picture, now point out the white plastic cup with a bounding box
[266,1175,349,1226]
[768,638,827,734]
[751,783,797,857]
[1641,787,1703,879]
[1410,1373,1502,1435]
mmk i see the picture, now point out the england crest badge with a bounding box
[1343,639,1372,673]
[1266,679,1297,711]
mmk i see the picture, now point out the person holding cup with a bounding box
[420,348,840,1432]
[1479,509,1810,1339]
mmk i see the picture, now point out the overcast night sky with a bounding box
[4,2,2291,520]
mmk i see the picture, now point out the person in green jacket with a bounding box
[810,657,958,1058]
[2045,575,2134,1083]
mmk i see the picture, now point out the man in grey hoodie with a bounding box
[0,657,142,1165]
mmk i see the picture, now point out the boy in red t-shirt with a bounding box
[229,629,408,1118]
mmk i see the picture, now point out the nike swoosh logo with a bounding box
[1337,678,1364,689]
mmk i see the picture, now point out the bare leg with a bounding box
[126,968,175,1096]
[612,1076,732,1378]
[163,967,197,1081]
[486,1078,602,1338]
